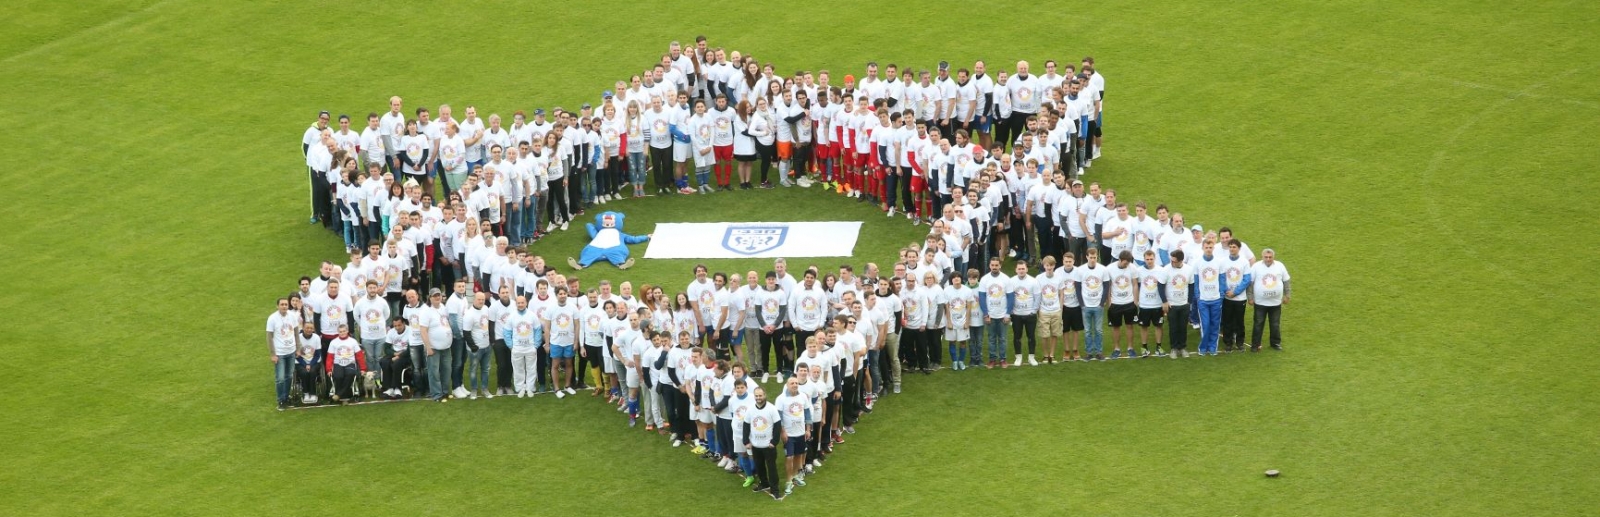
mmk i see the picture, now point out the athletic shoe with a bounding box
[1093,149,1102,160]
[785,482,795,496]
[1013,355,1024,367]
[743,476,756,488]
[1110,349,1123,359]
[794,475,807,486]
[1271,344,1283,351]
[761,372,770,384]
[546,223,556,233]
[560,222,569,231]
[844,426,856,434]
[555,391,566,399]
[1027,355,1039,366]
[277,401,286,411]
[691,444,708,455]
[454,386,469,398]
[886,207,895,217]
[469,391,478,400]
[566,387,577,395]
[672,439,683,448]
[893,384,901,394]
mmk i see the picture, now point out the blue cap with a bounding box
[533,108,545,115]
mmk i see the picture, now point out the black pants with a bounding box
[568,168,585,211]
[1012,314,1038,355]
[1069,236,1089,266]
[297,363,321,396]
[927,328,943,366]
[756,142,776,183]
[546,179,569,225]
[1222,299,1247,347]
[1004,112,1032,151]
[900,166,916,214]
[1167,305,1191,350]
[650,146,673,190]
[794,143,812,179]
[492,339,514,390]
[751,446,779,490]
[330,364,359,399]
[901,329,922,370]
[380,353,412,391]
[786,329,809,373]
[1251,304,1282,347]
[311,168,332,226]
[758,330,781,374]
[577,345,604,388]
[606,156,626,195]
[716,417,735,459]
[841,375,860,426]
[1032,215,1054,263]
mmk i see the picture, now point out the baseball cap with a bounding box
[581,102,592,109]
[1070,179,1083,186]
[602,91,614,99]
[533,108,545,115]
[1190,224,1203,232]
[428,288,443,297]
[843,74,855,83]
[938,61,950,71]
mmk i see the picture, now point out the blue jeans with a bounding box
[426,345,455,398]
[582,165,596,204]
[984,320,1008,361]
[1082,306,1106,355]
[360,338,384,376]
[523,196,538,238]
[505,204,522,246]
[628,152,647,186]
[450,336,466,389]
[468,346,492,391]
[1197,299,1223,354]
[274,353,294,403]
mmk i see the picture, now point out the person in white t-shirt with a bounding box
[1135,250,1170,357]
[1163,250,1194,357]
[1248,248,1290,351]
[266,298,302,410]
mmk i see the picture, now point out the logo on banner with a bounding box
[722,225,788,255]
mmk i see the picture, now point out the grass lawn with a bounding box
[3,0,1598,515]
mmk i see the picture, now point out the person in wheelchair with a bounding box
[325,324,368,404]
[293,320,323,405]
[380,316,413,399]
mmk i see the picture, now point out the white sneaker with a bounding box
[672,439,683,447]
[1027,355,1039,366]
[484,390,494,399]
[761,372,770,384]
[1008,249,1018,258]
[546,223,556,233]
[1012,355,1024,367]
[453,386,469,399]
[886,207,894,217]
[1093,149,1102,160]
[565,387,577,395]
[905,212,914,220]
[560,222,569,231]
[1084,159,1093,168]
[556,391,566,399]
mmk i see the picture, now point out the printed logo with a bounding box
[722,225,788,256]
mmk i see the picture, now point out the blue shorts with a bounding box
[785,435,807,456]
[973,117,992,133]
[551,344,575,359]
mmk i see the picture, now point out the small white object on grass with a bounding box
[1265,469,1281,478]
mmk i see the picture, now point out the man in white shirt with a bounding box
[1002,61,1040,153]
[1248,248,1290,351]
[266,298,302,410]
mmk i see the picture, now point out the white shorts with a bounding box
[673,142,690,162]
[695,407,715,424]
[944,325,970,342]
[603,356,616,374]
[625,368,640,389]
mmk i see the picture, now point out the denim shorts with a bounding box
[551,344,575,359]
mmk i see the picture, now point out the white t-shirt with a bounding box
[1249,261,1290,306]
[1079,265,1110,307]
[1107,263,1138,306]
[1137,266,1170,309]
[1166,263,1193,306]
[266,311,301,355]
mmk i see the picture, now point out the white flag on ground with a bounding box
[643,222,863,259]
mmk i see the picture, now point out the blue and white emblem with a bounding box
[722,225,788,255]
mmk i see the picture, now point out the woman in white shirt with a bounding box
[623,101,646,198]
[398,120,430,190]
[542,131,570,232]
[751,95,776,187]
[732,100,758,190]
[438,123,468,195]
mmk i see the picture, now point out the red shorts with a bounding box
[854,152,869,169]
[909,173,926,193]
[713,145,733,160]
[816,143,834,159]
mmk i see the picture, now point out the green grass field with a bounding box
[5,0,1599,515]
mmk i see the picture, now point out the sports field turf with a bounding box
[4,1,1597,515]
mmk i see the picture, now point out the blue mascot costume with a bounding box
[568,211,651,270]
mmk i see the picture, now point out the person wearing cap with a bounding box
[420,288,454,401]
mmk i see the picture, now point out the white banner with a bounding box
[643,222,863,259]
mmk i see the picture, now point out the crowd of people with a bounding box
[279,37,1294,500]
